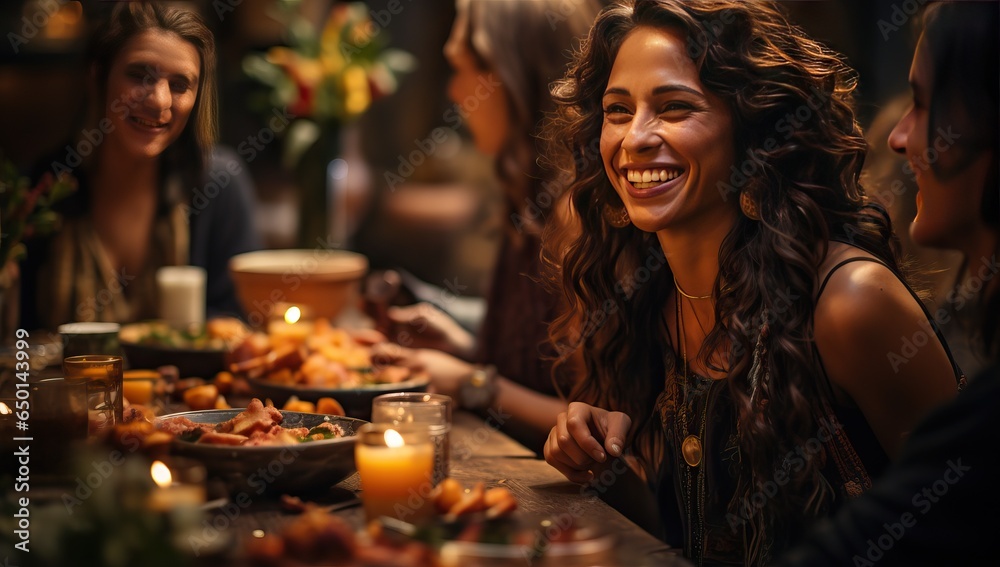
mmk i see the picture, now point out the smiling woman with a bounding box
[599,26,737,235]
[104,29,201,160]
[18,2,260,331]
[540,1,965,565]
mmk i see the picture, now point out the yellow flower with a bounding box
[342,65,371,117]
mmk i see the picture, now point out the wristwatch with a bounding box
[459,364,498,411]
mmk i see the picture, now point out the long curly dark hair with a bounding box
[542,0,902,556]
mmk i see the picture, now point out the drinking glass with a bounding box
[63,355,123,436]
[371,392,452,486]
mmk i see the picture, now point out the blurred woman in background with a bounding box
[778,2,998,564]
[19,2,260,330]
[374,0,601,453]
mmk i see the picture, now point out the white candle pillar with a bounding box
[156,266,206,329]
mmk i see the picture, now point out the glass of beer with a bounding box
[63,355,123,436]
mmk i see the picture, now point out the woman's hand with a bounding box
[369,342,473,401]
[543,402,632,484]
[383,303,475,358]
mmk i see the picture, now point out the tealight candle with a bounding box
[355,423,434,523]
[267,304,312,350]
[372,393,452,486]
[146,458,207,512]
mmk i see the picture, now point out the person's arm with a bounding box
[491,375,567,435]
[370,345,568,450]
[813,260,958,457]
[775,363,1000,566]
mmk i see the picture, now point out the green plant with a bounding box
[0,155,76,267]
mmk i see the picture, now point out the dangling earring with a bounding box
[603,204,631,228]
[740,191,761,221]
[748,309,770,409]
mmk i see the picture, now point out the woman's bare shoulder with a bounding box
[814,243,914,334]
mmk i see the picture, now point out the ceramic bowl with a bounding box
[229,249,368,324]
[156,408,367,495]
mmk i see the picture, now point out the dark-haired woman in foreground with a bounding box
[540,1,963,564]
[777,2,999,565]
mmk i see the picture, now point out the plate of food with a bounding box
[228,320,430,420]
[119,318,249,378]
[156,399,368,494]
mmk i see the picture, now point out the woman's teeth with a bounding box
[132,117,165,128]
[626,168,681,189]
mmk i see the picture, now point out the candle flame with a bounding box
[284,306,302,324]
[150,461,172,488]
[384,428,404,448]
[0,402,11,415]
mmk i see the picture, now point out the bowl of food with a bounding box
[229,249,368,323]
[156,400,367,495]
[119,318,248,378]
[248,375,430,421]
[228,320,429,420]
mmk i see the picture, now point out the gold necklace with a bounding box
[674,290,712,567]
[676,291,706,467]
[674,278,712,301]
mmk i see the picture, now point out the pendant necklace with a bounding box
[675,280,710,467]
[674,281,712,567]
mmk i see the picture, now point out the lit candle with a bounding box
[156,266,206,329]
[355,425,434,523]
[146,459,206,512]
[267,305,311,350]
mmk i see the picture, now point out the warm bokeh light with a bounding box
[384,428,404,448]
[284,305,302,324]
[150,460,172,488]
[0,402,11,415]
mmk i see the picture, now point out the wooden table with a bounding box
[216,410,689,566]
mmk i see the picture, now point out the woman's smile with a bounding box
[599,26,737,233]
[621,165,686,198]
